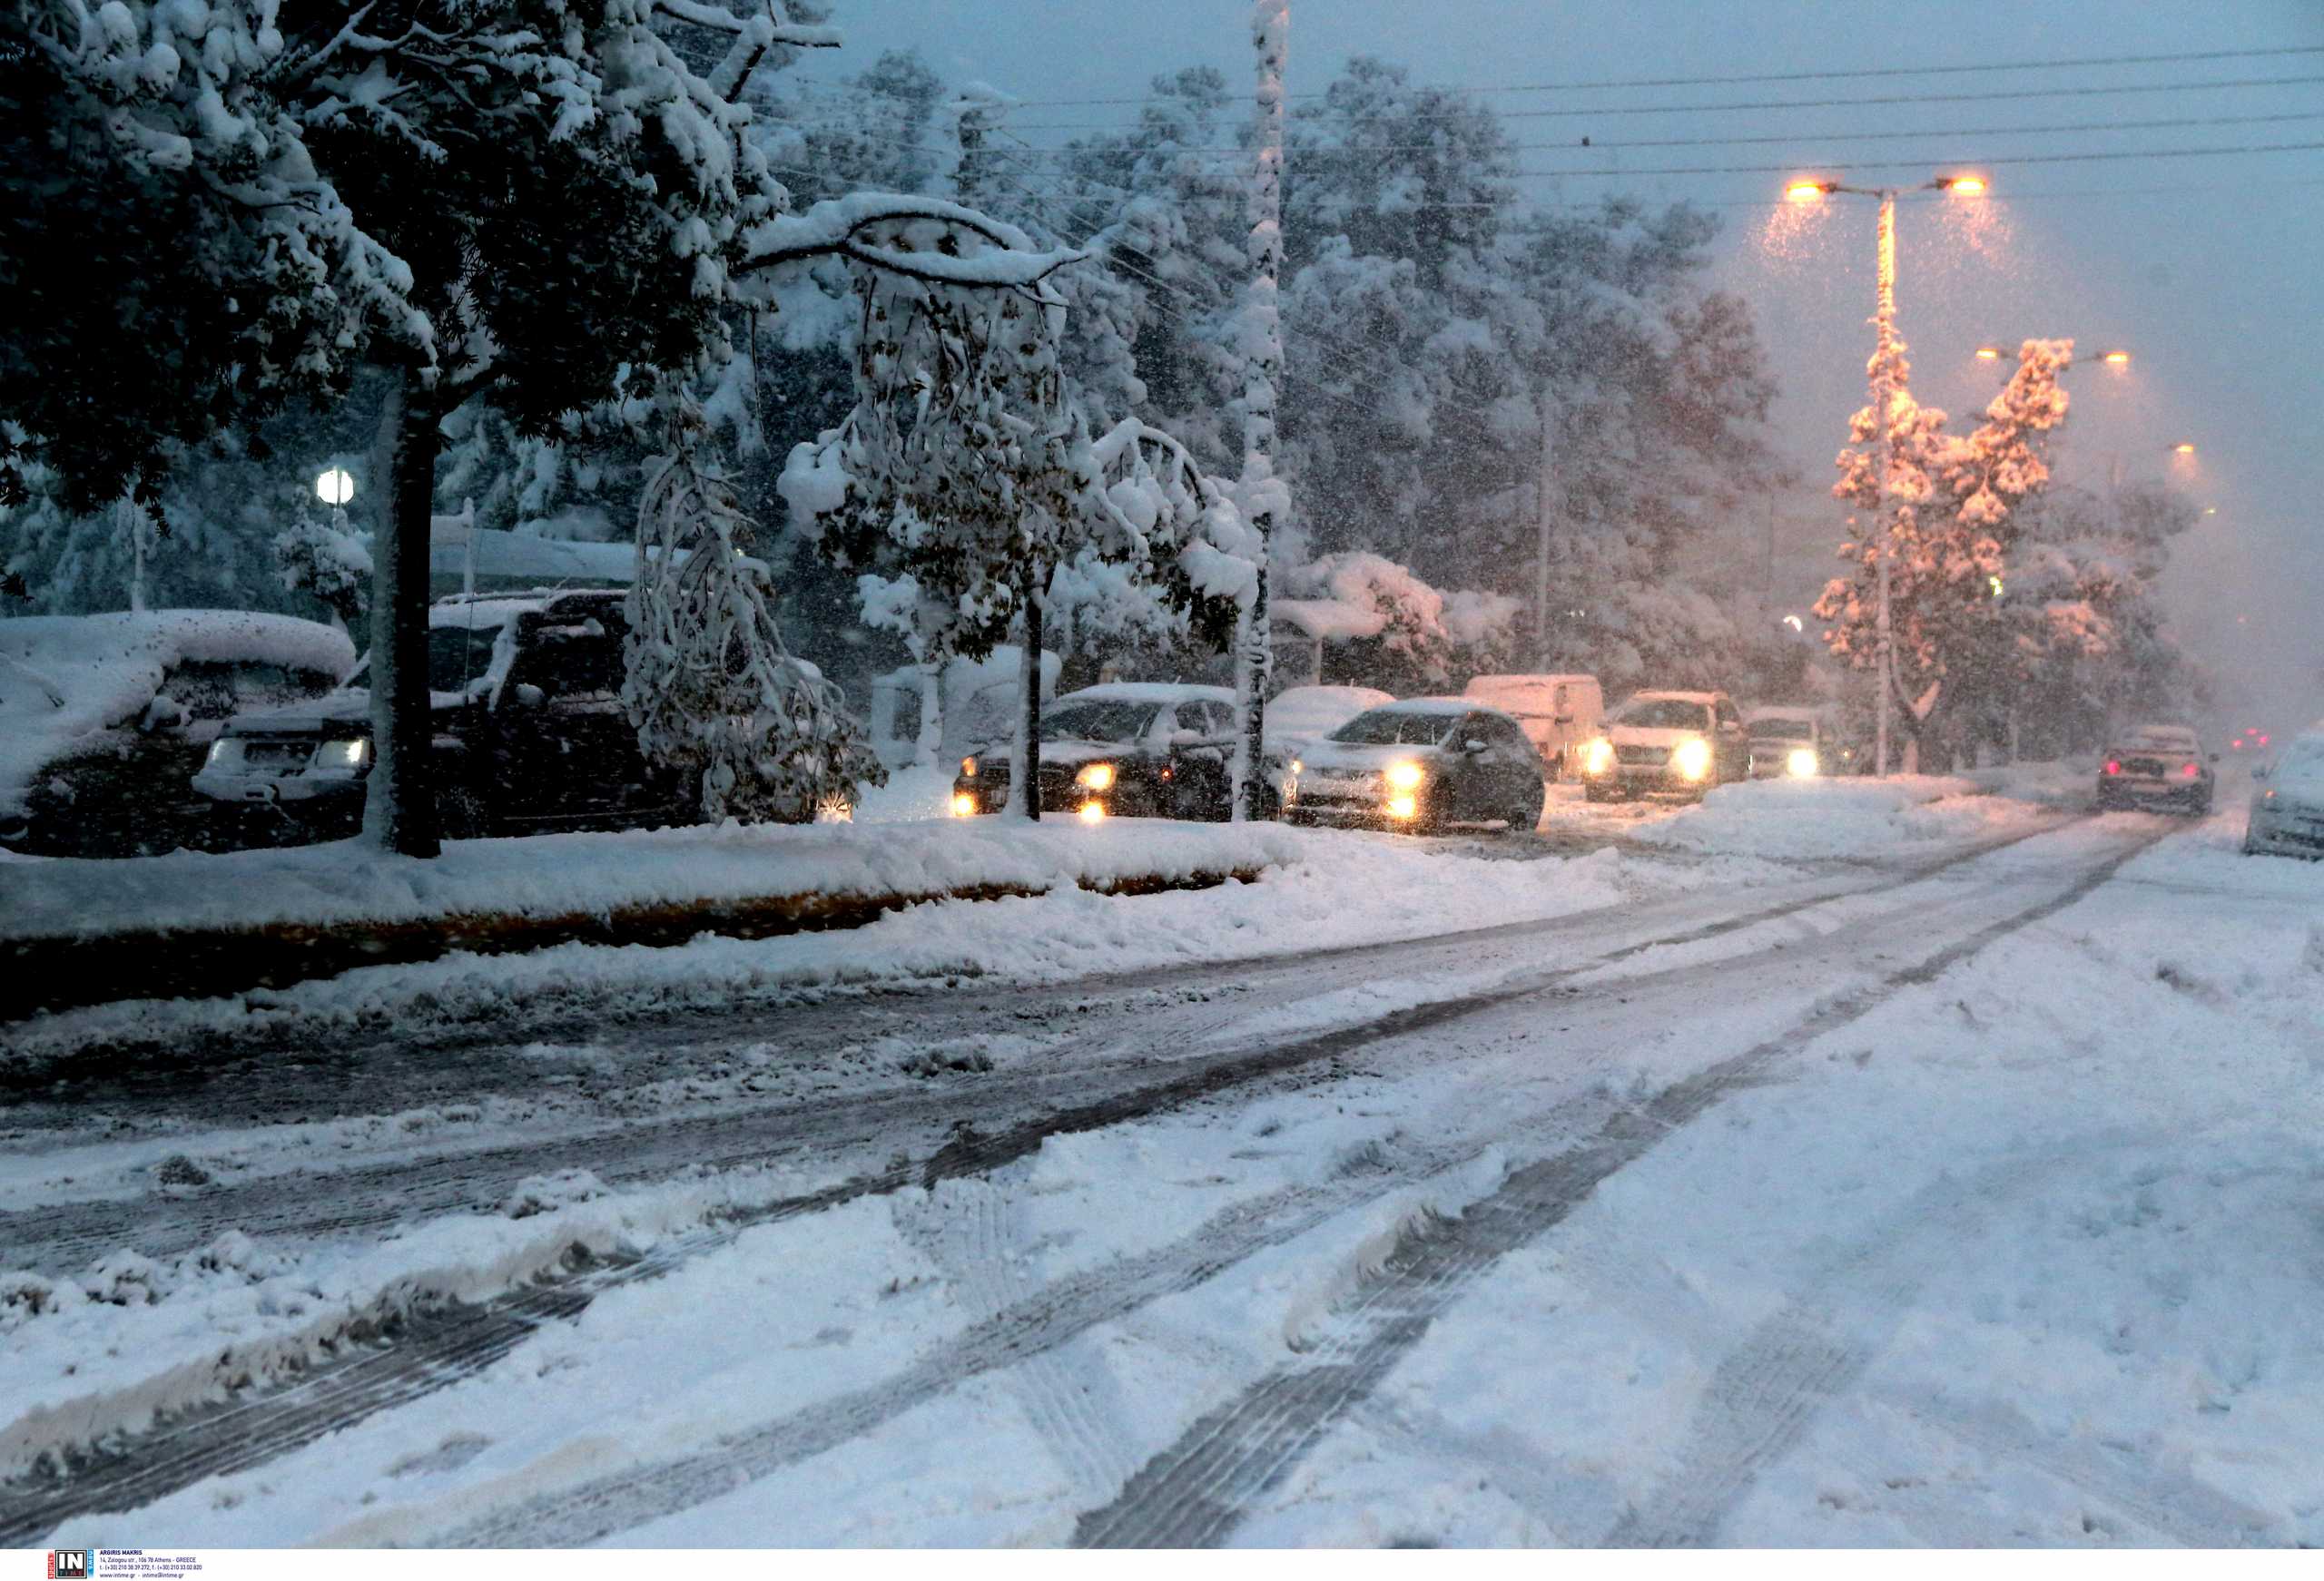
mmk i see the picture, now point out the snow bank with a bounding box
[0,611,355,817]
[1631,776,2042,860]
[7,831,1675,1075]
[0,815,1303,946]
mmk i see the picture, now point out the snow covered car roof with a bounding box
[0,610,357,818]
[1627,689,1721,706]
[1364,695,1486,717]
[1267,684,1395,737]
[1058,682,1236,706]
[2114,724,2200,750]
[428,588,621,629]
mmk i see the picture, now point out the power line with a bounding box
[940,107,2324,161]
[1002,73,2324,135]
[1486,137,2324,180]
[976,43,2324,109]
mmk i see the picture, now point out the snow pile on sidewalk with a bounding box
[0,814,1305,944]
[1632,776,2038,860]
[9,832,1673,1070]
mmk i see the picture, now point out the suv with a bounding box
[197,589,721,840]
[1578,689,1752,801]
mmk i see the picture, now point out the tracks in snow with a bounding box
[1068,821,2168,1548]
[0,813,2131,1543]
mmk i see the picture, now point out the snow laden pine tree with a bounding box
[626,395,873,823]
[777,200,1253,818]
[1817,339,2070,771]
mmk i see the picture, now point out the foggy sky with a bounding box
[796,1,2323,729]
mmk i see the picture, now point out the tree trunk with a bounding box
[1015,573,1043,821]
[362,367,443,858]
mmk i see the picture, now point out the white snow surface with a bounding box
[0,611,355,816]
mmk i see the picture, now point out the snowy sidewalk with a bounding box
[0,818,1306,1020]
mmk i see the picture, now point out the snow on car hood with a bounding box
[1604,725,1709,749]
[1298,739,1443,774]
[962,739,1130,772]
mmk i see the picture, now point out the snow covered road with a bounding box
[6,793,2319,1548]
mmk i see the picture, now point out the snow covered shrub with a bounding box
[272,516,373,632]
[626,395,879,824]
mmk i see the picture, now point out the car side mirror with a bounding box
[513,682,547,709]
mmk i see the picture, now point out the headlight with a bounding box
[316,737,369,771]
[203,738,240,769]
[1289,759,1303,776]
[1385,761,1425,790]
[961,757,978,778]
[950,792,979,818]
[1385,793,1420,820]
[1673,738,1714,781]
[1581,738,1614,775]
[1076,761,1116,791]
[1786,747,1819,779]
[1078,800,1107,823]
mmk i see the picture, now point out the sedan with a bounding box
[1284,699,1545,833]
[2244,733,2324,859]
[2095,724,2214,815]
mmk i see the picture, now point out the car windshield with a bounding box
[1749,719,1813,741]
[1330,709,1461,747]
[427,624,504,694]
[1039,700,1159,743]
[1615,699,1713,732]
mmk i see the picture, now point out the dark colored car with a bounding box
[195,589,741,840]
[950,682,1247,820]
[1283,698,1546,833]
[2095,723,2215,815]
[0,610,355,858]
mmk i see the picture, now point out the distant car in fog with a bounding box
[2095,723,2215,815]
[1743,706,1832,780]
[2243,731,2324,859]
[1578,689,1752,801]
[1285,698,1545,833]
[1461,673,1604,780]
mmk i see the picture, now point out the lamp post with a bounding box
[1786,172,1986,777]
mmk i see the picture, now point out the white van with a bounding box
[1462,673,1604,780]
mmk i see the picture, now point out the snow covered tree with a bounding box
[272,513,373,633]
[776,198,1252,818]
[1230,0,1289,821]
[626,393,874,821]
[1816,339,2070,770]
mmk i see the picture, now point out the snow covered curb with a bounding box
[0,820,1304,1021]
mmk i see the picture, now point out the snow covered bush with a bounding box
[626,395,878,824]
[272,515,373,632]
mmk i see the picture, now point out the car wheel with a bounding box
[1510,786,1545,832]
[440,784,492,840]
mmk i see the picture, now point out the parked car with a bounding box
[1744,706,1833,780]
[1462,673,1604,780]
[1284,697,1545,833]
[0,610,355,857]
[2094,723,2215,814]
[950,682,1245,820]
[1577,689,1752,801]
[194,588,818,840]
[2243,731,2324,859]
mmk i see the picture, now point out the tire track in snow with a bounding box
[0,815,2098,1540]
[1068,822,2170,1548]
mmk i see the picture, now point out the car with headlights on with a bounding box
[193,588,728,840]
[2094,723,2215,814]
[2241,731,2324,859]
[1283,698,1545,833]
[1577,689,1751,801]
[950,682,1243,820]
[1744,706,1832,781]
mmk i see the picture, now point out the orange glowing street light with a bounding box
[1974,346,2003,360]
[1783,168,1988,778]
[2173,442,2197,455]
[2102,350,2132,367]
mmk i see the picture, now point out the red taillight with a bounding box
[2259,735,2270,746]
[2182,762,2200,779]
[2104,760,2122,776]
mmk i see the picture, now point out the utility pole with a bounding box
[1231,0,1287,823]
[1534,399,1555,669]
[1871,189,1897,780]
[1763,495,1777,617]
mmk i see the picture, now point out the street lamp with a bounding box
[2171,442,2197,456]
[1786,171,1989,777]
[315,467,356,507]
